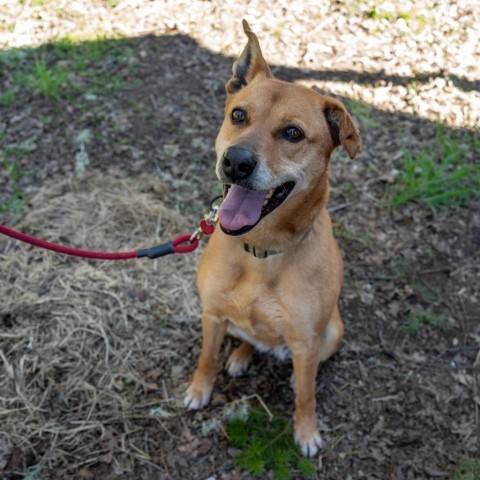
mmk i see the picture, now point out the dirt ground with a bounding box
[0,1,479,479]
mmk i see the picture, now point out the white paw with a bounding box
[226,356,250,377]
[295,429,324,457]
[184,384,213,410]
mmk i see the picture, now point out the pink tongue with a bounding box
[218,185,267,231]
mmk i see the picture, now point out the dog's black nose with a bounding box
[222,146,257,181]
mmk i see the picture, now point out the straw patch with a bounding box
[0,171,202,475]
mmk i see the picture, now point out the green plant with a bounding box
[0,156,25,218]
[389,127,480,209]
[451,458,480,480]
[31,53,67,98]
[105,0,120,7]
[0,48,28,68]
[0,89,16,106]
[366,4,411,22]
[226,407,316,480]
[4,33,133,105]
[367,6,395,21]
[404,307,454,335]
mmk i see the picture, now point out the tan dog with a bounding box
[184,20,360,457]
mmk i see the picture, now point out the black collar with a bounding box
[243,243,281,259]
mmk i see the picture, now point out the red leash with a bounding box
[0,197,221,260]
[0,226,197,259]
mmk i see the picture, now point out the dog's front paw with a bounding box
[294,426,324,457]
[184,381,213,410]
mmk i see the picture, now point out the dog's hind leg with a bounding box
[226,342,254,377]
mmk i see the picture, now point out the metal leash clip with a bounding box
[190,196,222,243]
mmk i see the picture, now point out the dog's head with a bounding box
[216,20,361,239]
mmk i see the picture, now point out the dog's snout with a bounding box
[222,147,257,182]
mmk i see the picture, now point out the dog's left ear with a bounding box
[226,20,273,94]
[324,98,361,159]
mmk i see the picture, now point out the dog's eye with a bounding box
[231,109,246,124]
[283,126,304,142]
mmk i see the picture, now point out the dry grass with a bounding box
[0,171,201,474]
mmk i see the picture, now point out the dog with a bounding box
[184,20,360,457]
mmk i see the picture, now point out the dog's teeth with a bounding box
[261,190,271,207]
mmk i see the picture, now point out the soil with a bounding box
[0,1,479,479]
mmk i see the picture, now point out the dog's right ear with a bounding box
[226,20,273,94]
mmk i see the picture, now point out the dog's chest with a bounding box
[218,273,287,347]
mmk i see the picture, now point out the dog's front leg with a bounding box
[184,312,227,410]
[290,338,324,457]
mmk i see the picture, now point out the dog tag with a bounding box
[200,219,215,235]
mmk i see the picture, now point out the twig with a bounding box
[328,201,355,213]
[227,393,274,421]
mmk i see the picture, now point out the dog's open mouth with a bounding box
[218,182,295,236]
